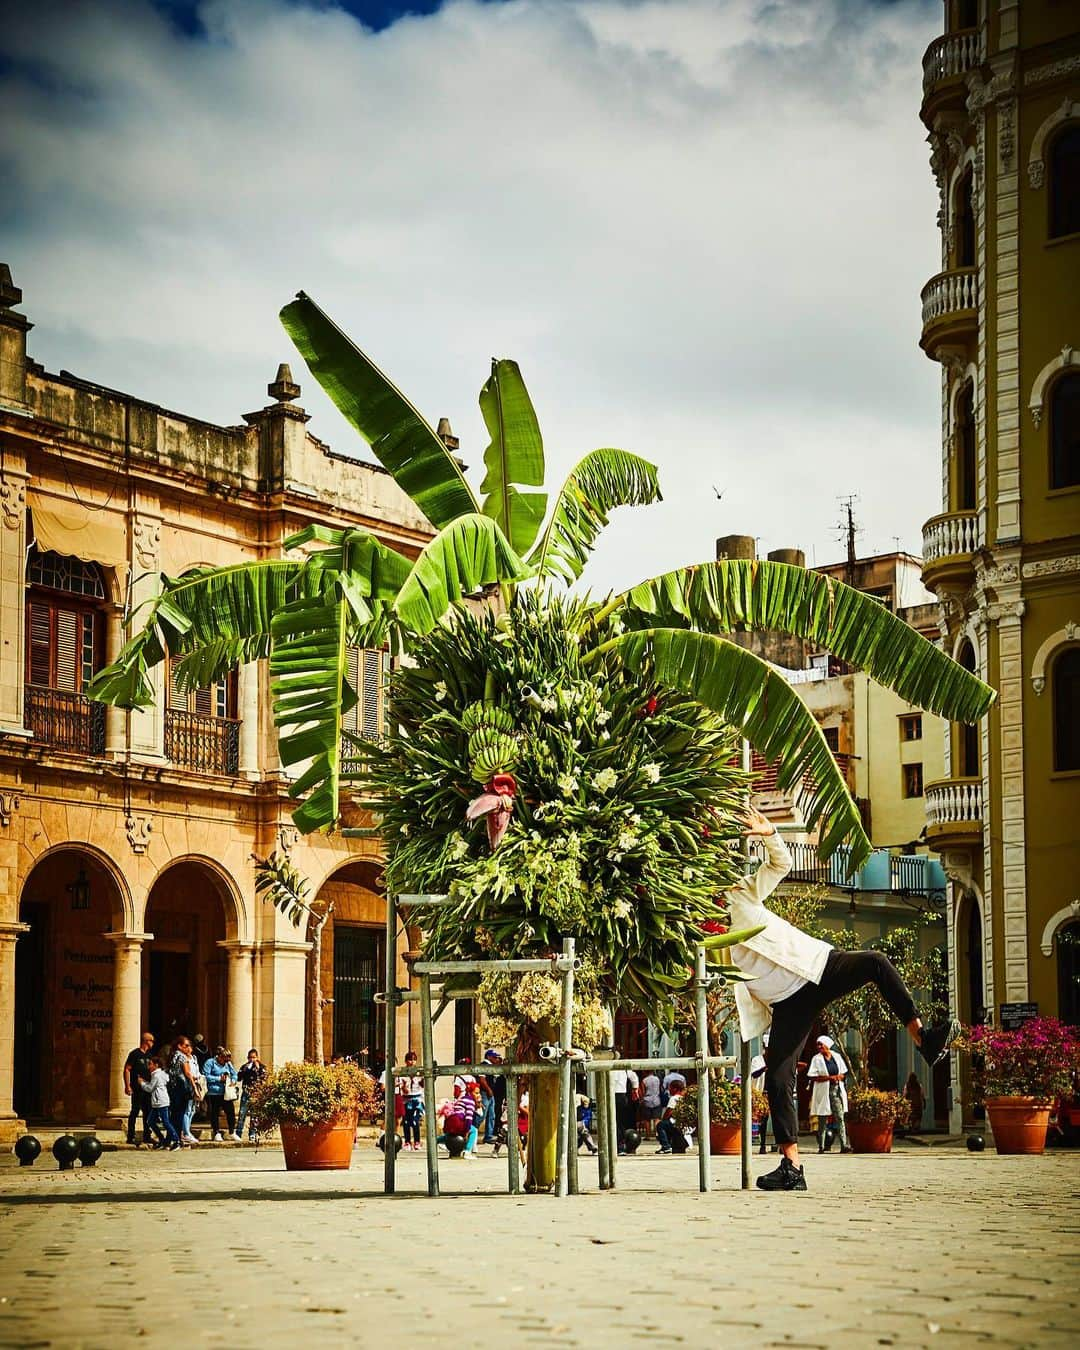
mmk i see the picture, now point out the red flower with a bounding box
[700,919,728,936]
[487,773,518,798]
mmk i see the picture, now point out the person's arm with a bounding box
[807,1055,827,1082]
[124,1059,133,1095]
[724,811,792,912]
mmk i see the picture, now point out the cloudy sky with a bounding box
[1,0,944,593]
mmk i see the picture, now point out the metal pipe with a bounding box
[740,1036,752,1191]
[595,1072,611,1190]
[695,944,712,1194]
[582,1055,736,1073]
[506,1068,522,1195]
[395,894,452,906]
[383,893,397,1196]
[393,1060,561,1079]
[412,957,578,975]
[419,973,439,1198]
[554,937,575,1198]
[606,1058,618,1187]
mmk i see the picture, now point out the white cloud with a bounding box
[1,0,943,589]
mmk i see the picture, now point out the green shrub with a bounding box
[250,1061,379,1128]
[672,1080,768,1128]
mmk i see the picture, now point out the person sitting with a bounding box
[655,1084,688,1154]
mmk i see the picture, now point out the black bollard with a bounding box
[78,1135,103,1167]
[52,1134,79,1170]
[966,1133,985,1152]
[622,1129,641,1154]
[445,1134,466,1157]
[14,1135,41,1166]
[376,1132,403,1154]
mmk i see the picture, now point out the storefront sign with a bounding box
[59,947,114,1032]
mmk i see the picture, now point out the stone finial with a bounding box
[436,416,459,451]
[268,362,300,403]
[0,265,22,310]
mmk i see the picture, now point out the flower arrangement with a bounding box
[846,1085,912,1127]
[672,1080,769,1129]
[958,1017,1080,1103]
[249,1061,379,1130]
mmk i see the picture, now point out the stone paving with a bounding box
[0,1141,1077,1349]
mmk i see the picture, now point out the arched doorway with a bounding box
[1058,921,1080,1027]
[312,860,385,1072]
[144,862,233,1051]
[15,848,126,1123]
[956,642,981,779]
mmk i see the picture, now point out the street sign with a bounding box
[999,1001,1038,1030]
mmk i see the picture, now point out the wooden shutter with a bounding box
[27,603,52,687]
[169,660,189,712]
[54,609,79,692]
[361,649,381,738]
[342,647,361,734]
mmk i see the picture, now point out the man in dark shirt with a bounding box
[482,1049,506,1144]
[123,1031,155,1146]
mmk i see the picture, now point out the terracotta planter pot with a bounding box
[279,1110,359,1171]
[985,1097,1052,1155]
[847,1119,894,1153]
[709,1121,742,1155]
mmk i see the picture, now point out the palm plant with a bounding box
[87,294,994,1189]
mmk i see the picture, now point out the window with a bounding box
[823,726,840,752]
[902,763,924,798]
[168,660,237,719]
[1049,124,1080,240]
[953,168,976,269]
[25,550,105,692]
[1050,372,1080,490]
[955,381,977,510]
[1058,921,1080,1028]
[342,647,384,740]
[1053,647,1080,772]
[955,0,978,29]
[956,642,981,776]
[900,715,923,742]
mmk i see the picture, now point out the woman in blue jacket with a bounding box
[204,1047,239,1141]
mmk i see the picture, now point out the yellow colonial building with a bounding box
[0,266,443,1140]
[917,0,1080,1112]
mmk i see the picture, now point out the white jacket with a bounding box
[807,1051,849,1118]
[726,832,832,1042]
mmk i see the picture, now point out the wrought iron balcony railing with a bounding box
[165,709,240,775]
[25,686,106,755]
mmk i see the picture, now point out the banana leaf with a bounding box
[478,358,547,556]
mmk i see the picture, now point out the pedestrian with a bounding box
[191,1033,211,1071]
[640,1069,662,1137]
[236,1048,266,1141]
[481,1049,504,1144]
[141,1055,181,1150]
[168,1036,199,1145]
[123,1030,155,1146]
[436,1084,475,1157]
[662,1069,687,1096]
[204,1046,239,1140]
[903,1071,926,1133]
[576,1092,598,1153]
[611,1063,639,1152]
[465,1081,483,1156]
[397,1051,424,1151]
[807,1035,851,1154]
[722,808,959,1191]
[750,1032,771,1154]
[655,1081,688,1154]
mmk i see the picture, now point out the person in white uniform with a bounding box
[806,1034,850,1153]
[725,809,958,1192]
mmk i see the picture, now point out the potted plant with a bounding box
[845,1085,911,1153]
[959,1017,1080,1155]
[249,1061,378,1171]
[673,1081,769,1155]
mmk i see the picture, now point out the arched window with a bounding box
[953,168,976,268]
[25,548,105,692]
[1053,647,1080,772]
[1049,124,1080,240]
[955,0,978,30]
[957,641,981,777]
[1058,921,1080,1027]
[955,381,977,510]
[1050,371,1080,489]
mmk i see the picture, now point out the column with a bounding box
[238,663,260,779]
[104,603,127,757]
[219,941,255,1057]
[254,941,310,1066]
[99,932,152,1127]
[0,921,30,1145]
[0,460,30,737]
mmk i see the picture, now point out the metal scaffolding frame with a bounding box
[378,891,754,1198]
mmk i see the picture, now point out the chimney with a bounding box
[436,417,459,452]
[715,534,756,562]
[0,264,32,408]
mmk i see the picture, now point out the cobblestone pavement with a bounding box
[1,1142,1077,1349]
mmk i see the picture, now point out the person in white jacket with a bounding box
[806,1035,850,1154]
[725,808,958,1192]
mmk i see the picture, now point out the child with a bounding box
[398,1052,424,1150]
[142,1055,181,1150]
[655,1083,688,1154]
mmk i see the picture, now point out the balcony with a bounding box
[25,686,106,756]
[747,840,946,902]
[921,28,983,121]
[164,709,240,775]
[921,509,982,590]
[920,267,977,362]
[925,776,983,851]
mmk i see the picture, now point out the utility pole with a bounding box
[837,495,859,588]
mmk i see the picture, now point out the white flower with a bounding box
[400,823,410,837]
[557,772,580,796]
[450,837,469,860]
[600,730,610,742]
[592,767,618,794]
[629,813,642,826]
[617,828,637,851]
[434,680,448,703]
[641,761,661,784]
[609,614,625,635]
[595,708,612,726]
[613,898,633,921]
[682,866,695,882]
[540,695,558,713]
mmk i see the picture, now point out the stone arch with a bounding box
[1027,97,1080,191]
[311,857,387,1069]
[1028,344,1079,427]
[147,853,248,943]
[17,839,134,932]
[1031,622,1080,695]
[1040,902,1080,958]
[948,362,979,433]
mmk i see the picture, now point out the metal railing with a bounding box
[749,837,854,888]
[164,709,240,775]
[25,686,106,755]
[925,777,983,826]
[922,28,982,95]
[922,509,982,564]
[921,267,978,327]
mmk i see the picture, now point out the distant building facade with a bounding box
[0,268,448,1139]
[916,0,1080,1124]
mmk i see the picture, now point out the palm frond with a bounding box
[607,628,874,867]
[478,358,547,556]
[618,560,996,723]
[280,293,477,530]
[530,448,662,585]
[253,851,314,927]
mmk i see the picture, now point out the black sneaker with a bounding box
[756,1157,807,1191]
[919,1016,961,1068]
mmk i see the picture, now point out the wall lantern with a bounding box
[67,868,91,911]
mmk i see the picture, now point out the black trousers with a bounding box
[208,1096,237,1136]
[765,949,919,1147]
[127,1090,151,1143]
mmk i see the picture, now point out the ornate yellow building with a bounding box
[917,0,1080,1116]
[0,267,442,1140]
